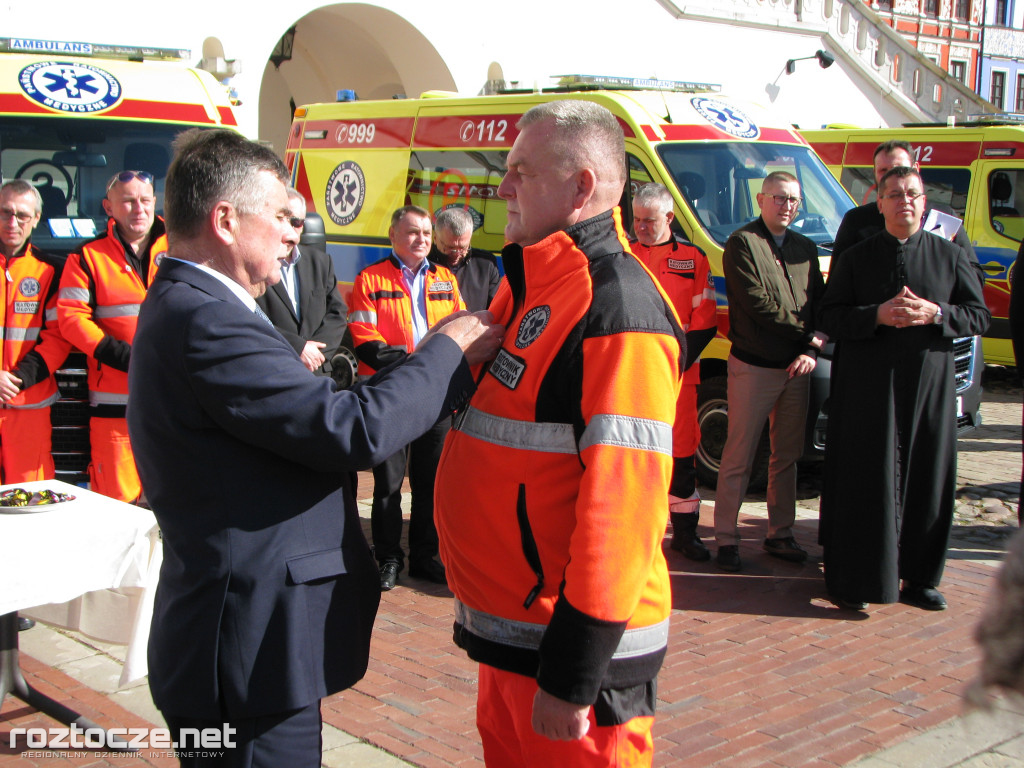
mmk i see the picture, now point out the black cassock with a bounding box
[819,228,989,604]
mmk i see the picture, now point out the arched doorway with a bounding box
[258,3,456,154]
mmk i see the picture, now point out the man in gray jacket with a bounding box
[713,171,827,573]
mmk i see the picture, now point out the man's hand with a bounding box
[877,287,940,328]
[299,340,327,372]
[531,689,591,741]
[425,310,505,366]
[0,370,23,401]
[787,354,816,379]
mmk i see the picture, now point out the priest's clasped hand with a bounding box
[876,286,940,328]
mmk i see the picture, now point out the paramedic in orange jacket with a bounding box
[58,171,166,502]
[630,182,718,562]
[348,205,466,591]
[435,102,684,767]
[0,180,72,482]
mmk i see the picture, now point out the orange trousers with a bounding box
[0,407,54,483]
[673,381,699,458]
[476,665,654,768]
[89,416,140,503]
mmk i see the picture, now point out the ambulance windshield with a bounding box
[655,142,854,253]
[0,115,177,256]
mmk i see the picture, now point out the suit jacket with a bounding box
[127,257,473,720]
[255,245,347,375]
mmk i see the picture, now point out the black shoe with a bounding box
[763,536,808,563]
[17,617,35,631]
[829,595,868,611]
[409,558,447,585]
[379,561,400,592]
[716,545,741,572]
[899,583,947,611]
[670,534,711,562]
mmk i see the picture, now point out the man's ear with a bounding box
[101,197,113,218]
[211,201,236,246]
[572,168,598,212]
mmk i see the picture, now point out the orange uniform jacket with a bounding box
[631,235,718,455]
[347,254,465,375]
[2,243,71,408]
[436,210,684,713]
[58,217,166,414]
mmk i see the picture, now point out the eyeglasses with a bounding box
[289,217,304,230]
[879,191,924,202]
[0,208,35,225]
[765,194,802,207]
[106,170,154,192]
[440,244,470,257]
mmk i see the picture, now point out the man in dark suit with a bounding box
[126,128,503,768]
[255,188,347,376]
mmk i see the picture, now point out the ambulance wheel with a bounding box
[695,375,770,490]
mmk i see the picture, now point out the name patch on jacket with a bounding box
[429,281,454,292]
[667,258,695,272]
[488,348,526,390]
[515,305,550,349]
[14,301,39,314]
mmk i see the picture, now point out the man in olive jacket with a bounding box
[713,171,827,573]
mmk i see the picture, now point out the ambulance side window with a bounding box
[839,168,877,207]
[840,166,970,218]
[989,169,1024,241]
[407,150,507,241]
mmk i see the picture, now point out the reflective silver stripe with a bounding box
[60,287,91,302]
[4,392,58,409]
[348,310,377,324]
[458,406,577,454]
[90,391,129,406]
[579,414,672,456]
[3,327,39,342]
[45,308,58,322]
[95,303,141,318]
[455,600,669,659]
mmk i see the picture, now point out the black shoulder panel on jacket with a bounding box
[585,252,684,342]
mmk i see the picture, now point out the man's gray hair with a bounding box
[518,100,625,187]
[164,128,289,240]
[0,179,43,215]
[633,183,673,215]
[434,207,473,238]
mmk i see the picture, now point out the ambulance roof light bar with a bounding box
[552,74,721,94]
[1,38,190,62]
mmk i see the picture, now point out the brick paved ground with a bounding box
[2,378,1022,767]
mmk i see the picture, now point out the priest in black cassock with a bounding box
[819,166,989,613]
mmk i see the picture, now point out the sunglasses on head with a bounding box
[106,170,154,191]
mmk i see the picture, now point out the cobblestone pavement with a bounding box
[2,370,1023,767]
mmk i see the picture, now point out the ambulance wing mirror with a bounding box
[300,212,327,255]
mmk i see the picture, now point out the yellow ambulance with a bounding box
[285,75,862,485]
[0,37,240,485]
[0,36,239,258]
[802,120,1024,366]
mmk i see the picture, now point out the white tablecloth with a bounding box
[0,479,161,685]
